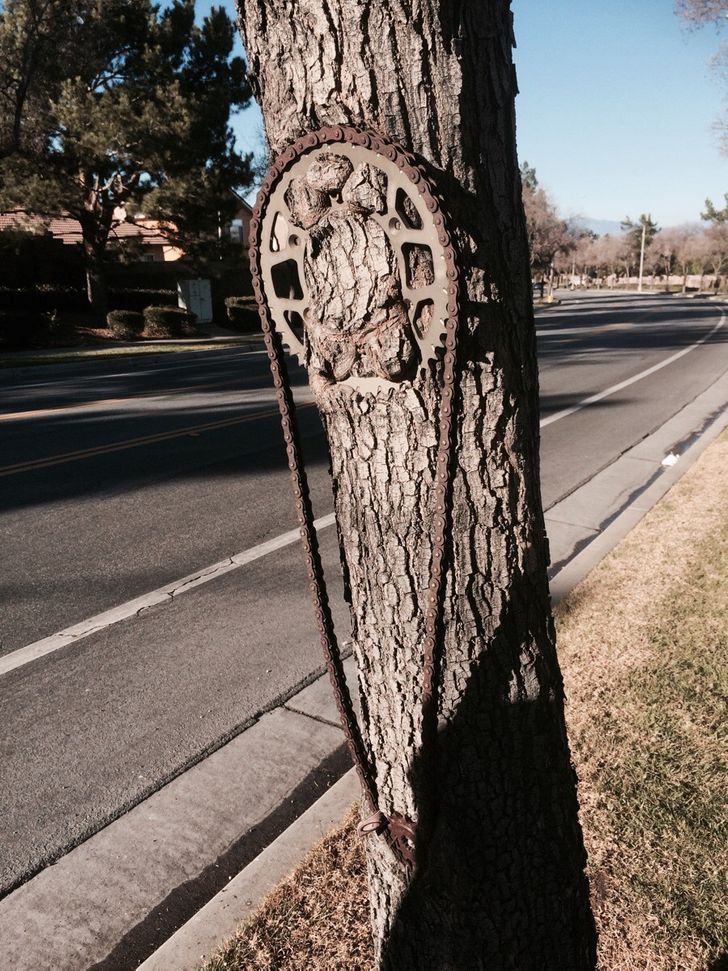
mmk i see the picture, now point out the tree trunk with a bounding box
[83,237,108,320]
[79,178,112,321]
[238,2,596,967]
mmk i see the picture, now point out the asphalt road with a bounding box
[1,291,727,896]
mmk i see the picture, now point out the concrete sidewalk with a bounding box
[0,370,726,971]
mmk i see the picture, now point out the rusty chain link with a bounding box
[249,126,460,871]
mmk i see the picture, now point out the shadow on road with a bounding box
[0,298,725,518]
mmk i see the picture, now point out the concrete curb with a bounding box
[0,664,356,971]
[550,398,728,602]
[140,388,728,970]
[137,770,361,970]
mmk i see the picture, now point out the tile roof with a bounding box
[0,209,176,247]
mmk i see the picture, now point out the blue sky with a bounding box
[202,0,726,227]
[512,0,725,226]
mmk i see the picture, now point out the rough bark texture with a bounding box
[238,1,596,967]
[82,233,108,318]
[80,200,111,319]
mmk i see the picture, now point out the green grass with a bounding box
[560,430,728,969]
[582,528,727,960]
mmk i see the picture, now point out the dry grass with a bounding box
[202,806,373,971]
[558,432,728,970]
[202,431,728,971]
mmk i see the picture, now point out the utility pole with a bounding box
[638,215,648,293]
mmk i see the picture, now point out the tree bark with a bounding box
[82,232,108,320]
[79,172,115,320]
[238,1,596,967]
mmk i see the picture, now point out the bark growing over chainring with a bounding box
[239,1,597,968]
[252,127,461,873]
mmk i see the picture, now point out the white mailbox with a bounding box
[177,278,213,324]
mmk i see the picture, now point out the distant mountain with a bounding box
[570,217,623,237]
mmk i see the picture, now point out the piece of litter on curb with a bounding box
[662,452,679,467]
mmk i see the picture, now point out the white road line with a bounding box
[2,309,724,677]
[539,313,725,428]
[0,513,336,677]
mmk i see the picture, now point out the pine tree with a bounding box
[0,0,253,316]
[621,213,660,271]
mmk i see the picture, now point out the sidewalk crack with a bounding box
[283,705,343,730]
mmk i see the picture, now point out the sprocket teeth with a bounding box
[250,128,461,853]
[250,125,459,383]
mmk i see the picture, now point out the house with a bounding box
[0,209,183,261]
[227,190,254,247]
[0,192,254,263]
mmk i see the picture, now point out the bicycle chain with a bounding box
[249,126,460,871]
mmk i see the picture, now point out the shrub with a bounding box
[224,296,259,332]
[108,288,177,313]
[0,311,52,350]
[0,286,87,315]
[143,305,197,339]
[47,313,77,345]
[107,309,144,341]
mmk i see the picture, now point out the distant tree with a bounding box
[675,0,727,26]
[650,225,701,291]
[570,233,601,281]
[521,165,575,288]
[648,230,675,288]
[553,229,597,282]
[676,0,727,153]
[620,214,659,273]
[675,226,702,292]
[688,230,713,288]
[703,222,728,281]
[0,0,253,316]
[591,233,629,283]
[519,159,539,190]
[702,193,728,223]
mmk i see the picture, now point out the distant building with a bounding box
[0,192,254,263]
[227,190,254,248]
[0,209,183,262]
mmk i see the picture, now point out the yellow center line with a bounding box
[0,379,250,423]
[0,403,315,478]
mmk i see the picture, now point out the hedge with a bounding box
[224,296,259,332]
[143,305,197,339]
[0,287,180,316]
[108,288,177,313]
[107,309,145,341]
[0,311,55,349]
[0,287,87,315]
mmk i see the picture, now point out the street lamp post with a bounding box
[638,217,647,293]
